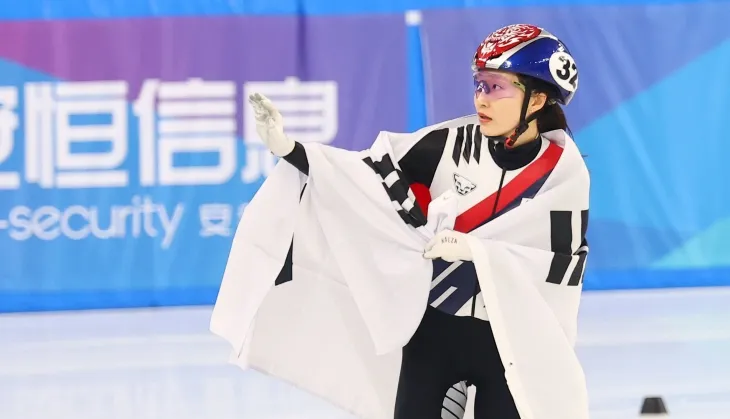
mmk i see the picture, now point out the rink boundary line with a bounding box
[575,330,730,346]
[581,285,730,300]
[4,321,730,350]
[2,334,219,349]
[1,327,729,378]
[0,334,227,377]
[583,381,730,400]
[2,286,729,318]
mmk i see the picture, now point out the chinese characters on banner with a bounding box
[0,86,19,190]
[0,77,338,248]
[241,77,338,182]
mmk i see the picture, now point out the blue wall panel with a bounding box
[1,0,728,312]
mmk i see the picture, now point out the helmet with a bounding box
[472,24,578,106]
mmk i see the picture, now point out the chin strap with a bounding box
[489,83,546,149]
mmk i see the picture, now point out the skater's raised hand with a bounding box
[248,93,295,157]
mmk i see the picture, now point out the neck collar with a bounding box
[486,134,542,170]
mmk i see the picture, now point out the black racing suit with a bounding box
[280,129,540,419]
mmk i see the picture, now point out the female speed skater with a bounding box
[246,23,589,419]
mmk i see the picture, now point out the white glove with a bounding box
[423,229,473,262]
[247,92,295,157]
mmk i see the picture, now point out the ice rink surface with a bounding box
[2,286,729,419]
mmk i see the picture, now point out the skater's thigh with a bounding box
[394,308,464,419]
[393,350,454,419]
[465,320,521,419]
[472,377,521,419]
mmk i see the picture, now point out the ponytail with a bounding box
[537,102,569,133]
[518,75,572,136]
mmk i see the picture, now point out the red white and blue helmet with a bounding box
[472,24,578,106]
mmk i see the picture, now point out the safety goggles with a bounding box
[473,71,526,100]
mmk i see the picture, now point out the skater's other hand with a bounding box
[423,230,473,262]
[248,92,295,157]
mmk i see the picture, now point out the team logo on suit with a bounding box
[453,173,476,196]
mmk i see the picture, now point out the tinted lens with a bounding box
[473,72,523,100]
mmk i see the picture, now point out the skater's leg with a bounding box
[394,308,464,419]
[464,319,521,419]
[472,376,520,419]
[393,344,453,418]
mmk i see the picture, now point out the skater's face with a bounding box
[472,70,546,137]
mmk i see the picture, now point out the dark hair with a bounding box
[518,75,571,136]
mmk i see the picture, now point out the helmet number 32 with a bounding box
[549,51,578,92]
